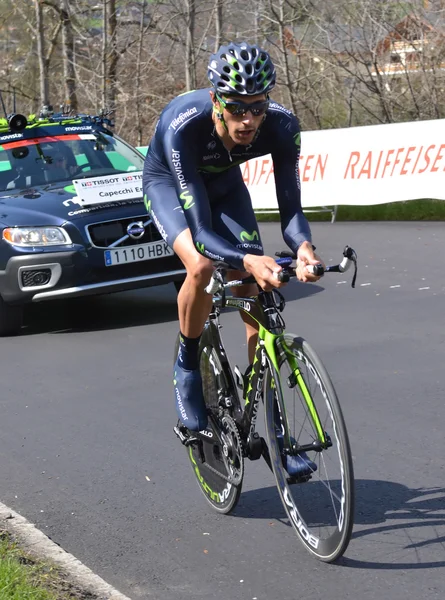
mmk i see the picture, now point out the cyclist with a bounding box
[142,41,323,476]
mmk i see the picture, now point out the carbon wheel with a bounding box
[264,335,354,562]
[175,329,243,514]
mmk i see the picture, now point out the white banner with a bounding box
[242,118,445,209]
[73,171,143,205]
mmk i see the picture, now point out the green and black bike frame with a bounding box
[204,284,328,463]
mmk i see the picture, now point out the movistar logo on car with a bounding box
[169,107,198,131]
[65,126,93,131]
[0,132,23,141]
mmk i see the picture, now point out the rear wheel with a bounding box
[0,297,23,336]
[175,328,244,514]
[264,335,354,562]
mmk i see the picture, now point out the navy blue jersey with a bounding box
[143,88,311,269]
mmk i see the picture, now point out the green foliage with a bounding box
[255,200,445,222]
[0,536,56,599]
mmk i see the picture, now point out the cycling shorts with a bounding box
[144,167,264,257]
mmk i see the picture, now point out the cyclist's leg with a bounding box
[173,228,214,339]
[211,171,264,363]
[144,182,211,431]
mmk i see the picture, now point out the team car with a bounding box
[0,106,186,335]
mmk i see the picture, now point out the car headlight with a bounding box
[2,226,72,247]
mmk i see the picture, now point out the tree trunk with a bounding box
[106,0,118,113]
[135,0,147,146]
[102,0,107,109]
[184,0,196,90]
[214,0,223,51]
[60,0,78,111]
[34,0,50,106]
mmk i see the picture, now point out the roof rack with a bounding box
[0,99,114,135]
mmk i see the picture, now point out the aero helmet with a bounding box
[208,41,276,96]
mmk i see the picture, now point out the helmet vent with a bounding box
[245,78,255,93]
[240,50,249,60]
[223,65,231,74]
[245,64,253,75]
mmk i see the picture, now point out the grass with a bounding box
[255,199,445,222]
[0,531,91,600]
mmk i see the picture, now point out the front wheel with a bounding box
[264,335,354,562]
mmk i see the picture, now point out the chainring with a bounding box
[218,413,244,486]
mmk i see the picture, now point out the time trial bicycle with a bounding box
[174,246,358,562]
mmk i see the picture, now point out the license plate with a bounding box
[104,241,173,266]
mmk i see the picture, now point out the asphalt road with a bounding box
[1,222,444,600]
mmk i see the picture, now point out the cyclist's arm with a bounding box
[163,129,246,270]
[270,116,312,256]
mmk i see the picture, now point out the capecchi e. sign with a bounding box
[73,172,143,205]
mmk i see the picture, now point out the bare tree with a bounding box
[60,0,78,111]
[35,0,50,105]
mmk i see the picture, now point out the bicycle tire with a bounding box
[264,334,354,562]
[174,324,243,514]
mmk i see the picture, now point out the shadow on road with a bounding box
[233,479,445,569]
[20,284,179,335]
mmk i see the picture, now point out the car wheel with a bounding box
[0,296,23,336]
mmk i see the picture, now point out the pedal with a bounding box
[173,425,198,447]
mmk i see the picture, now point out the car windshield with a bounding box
[0,131,145,192]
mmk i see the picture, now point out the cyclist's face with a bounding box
[213,92,268,145]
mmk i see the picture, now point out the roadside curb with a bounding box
[0,501,132,600]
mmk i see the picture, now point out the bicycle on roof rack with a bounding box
[173,245,358,562]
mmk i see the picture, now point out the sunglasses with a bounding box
[217,94,269,117]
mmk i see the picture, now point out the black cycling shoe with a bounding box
[173,358,208,432]
[277,434,317,478]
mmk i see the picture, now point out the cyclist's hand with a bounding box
[242,254,285,291]
[296,241,325,282]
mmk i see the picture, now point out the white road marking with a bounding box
[337,281,347,285]
[419,287,430,290]
[390,285,401,288]
[360,283,371,286]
